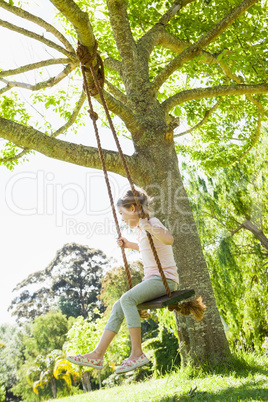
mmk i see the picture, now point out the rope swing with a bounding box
[76,41,206,322]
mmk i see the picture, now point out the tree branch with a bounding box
[49,0,95,46]
[174,99,222,137]
[162,83,268,113]
[147,27,264,117]
[0,148,29,164]
[154,28,217,65]
[95,89,142,135]
[104,79,127,105]
[52,91,86,138]
[0,58,74,78]
[0,116,132,176]
[106,0,137,67]
[0,19,75,60]
[152,0,260,92]
[49,0,100,102]
[231,223,244,235]
[0,65,75,92]
[232,219,268,250]
[0,85,10,95]
[0,0,74,52]
[137,0,196,60]
[219,60,265,114]
[104,57,123,75]
[151,28,264,116]
[0,92,86,165]
[157,0,196,26]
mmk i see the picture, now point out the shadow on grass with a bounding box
[159,377,268,402]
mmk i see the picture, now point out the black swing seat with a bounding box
[137,289,195,310]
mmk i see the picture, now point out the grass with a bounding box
[54,352,268,402]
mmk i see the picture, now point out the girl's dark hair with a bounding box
[117,189,152,217]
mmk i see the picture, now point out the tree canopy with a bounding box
[9,243,107,321]
[0,0,267,170]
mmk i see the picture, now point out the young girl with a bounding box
[67,189,179,374]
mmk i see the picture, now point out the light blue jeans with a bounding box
[104,276,178,332]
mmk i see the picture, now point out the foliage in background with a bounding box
[9,243,108,321]
[0,384,5,402]
[11,311,75,401]
[0,324,24,401]
[181,131,268,351]
[23,311,70,358]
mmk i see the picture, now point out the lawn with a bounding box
[55,353,268,402]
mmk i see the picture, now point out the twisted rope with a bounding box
[76,42,207,322]
[76,42,171,308]
[77,42,132,289]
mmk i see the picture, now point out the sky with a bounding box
[0,1,190,326]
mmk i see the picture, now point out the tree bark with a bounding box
[50,377,57,399]
[82,371,91,393]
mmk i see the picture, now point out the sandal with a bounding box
[115,353,149,374]
[67,354,103,369]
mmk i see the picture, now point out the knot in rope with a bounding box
[88,109,99,122]
[76,41,104,96]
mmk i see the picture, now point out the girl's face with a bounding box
[118,205,139,228]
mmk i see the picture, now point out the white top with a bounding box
[135,217,179,284]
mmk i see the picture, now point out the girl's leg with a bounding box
[128,327,142,359]
[80,299,125,359]
[120,277,177,359]
[82,329,116,359]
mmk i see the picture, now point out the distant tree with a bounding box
[23,311,70,358]
[0,324,23,402]
[9,243,108,321]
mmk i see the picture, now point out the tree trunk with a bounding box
[50,377,57,399]
[135,143,230,365]
[82,371,91,393]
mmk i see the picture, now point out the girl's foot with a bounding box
[115,353,149,374]
[67,351,103,369]
[79,350,103,360]
[128,352,143,360]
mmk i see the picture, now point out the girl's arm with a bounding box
[117,237,139,251]
[139,219,174,245]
